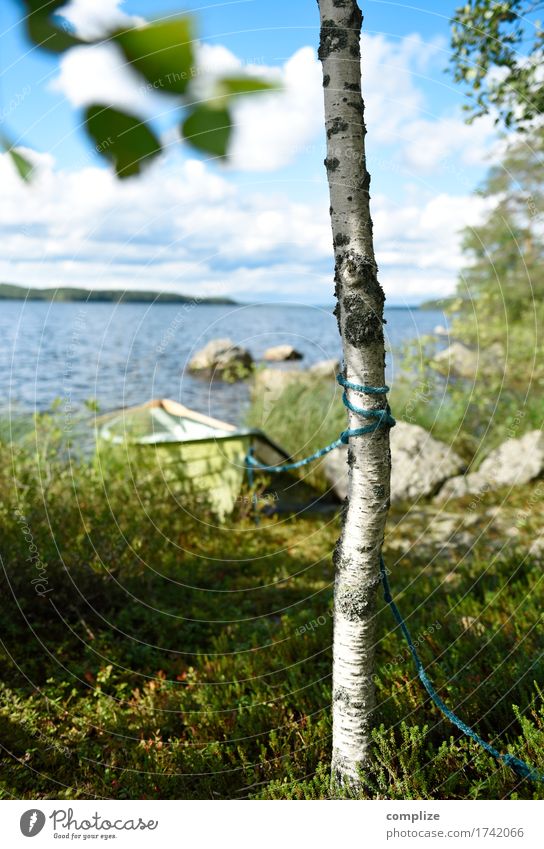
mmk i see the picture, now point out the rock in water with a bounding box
[189,338,253,378]
[437,430,544,502]
[263,345,303,362]
[324,421,464,503]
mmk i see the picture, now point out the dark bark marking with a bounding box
[344,296,384,346]
[318,20,348,60]
[333,686,371,714]
[323,73,330,87]
[324,156,340,172]
[346,99,365,120]
[337,583,377,621]
[334,233,350,247]
[327,116,349,138]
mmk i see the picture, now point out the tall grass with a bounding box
[1,426,543,799]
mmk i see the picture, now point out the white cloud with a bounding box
[50,29,468,174]
[59,0,143,40]
[0,148,487,303]
[400,113,498,175]
[49,43,163,116]
[227,47,322,172]
[8,32,499,303]
[360,32,442,145]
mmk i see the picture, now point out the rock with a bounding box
[323,421,464,503]
[433,324,450,337]
[189,338,253,377]
[263,345,303,362]
[435,474,485,503]
[433,341,505,380]
[437,430,544,502]
[251,368,304,422]
[433,341,478,379]
[478,430,544,486]
[529,535,544,559]
[308,358,340,377]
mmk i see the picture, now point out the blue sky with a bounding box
[0,1,498,303]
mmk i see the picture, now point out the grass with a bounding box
[1,420,543,800]
[247,346,544,475]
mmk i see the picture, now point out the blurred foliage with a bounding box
[13,2,278,178]
[457,128,544,328]
[387,130,544,463]
[1,427,543,799]
[450,0,544,130]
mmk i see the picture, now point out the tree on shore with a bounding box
[12,0,395,790]
[317,1,392,787]
[450,0,544,131]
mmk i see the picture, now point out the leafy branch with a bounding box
[8,1,279,179]
[450,0,544,130]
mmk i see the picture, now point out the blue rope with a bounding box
[246,374,395,476]
[379,557,544,782]
[244,373,544,783]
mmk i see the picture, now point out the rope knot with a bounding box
[337,373,396,440]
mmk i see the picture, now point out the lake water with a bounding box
[1,301,446,425]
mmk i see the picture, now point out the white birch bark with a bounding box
[317,0,392,787]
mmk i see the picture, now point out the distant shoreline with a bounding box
[0,283,429,309]
[0,283,236,305]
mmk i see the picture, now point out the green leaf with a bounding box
[114,18,195,95]
[181,105,231,158]
[216,75,279,97]
[22,0,83,53]
[84,106,162,178]
[9,148,34,181]
[0,133,34,181]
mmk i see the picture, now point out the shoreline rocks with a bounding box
[324,421,465,503]
[433,341,505,380]
[436,430,544,503]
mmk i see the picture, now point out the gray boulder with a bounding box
[437,430,544,502]
[433,341,504,380]
[263,345,303,362]
[308,358,340,377]
[324,421,464,503]
[252,368,304,421]
[189,338,253,377]
[433,342,478,379]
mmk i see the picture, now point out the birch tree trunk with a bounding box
[317,0,392,787]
